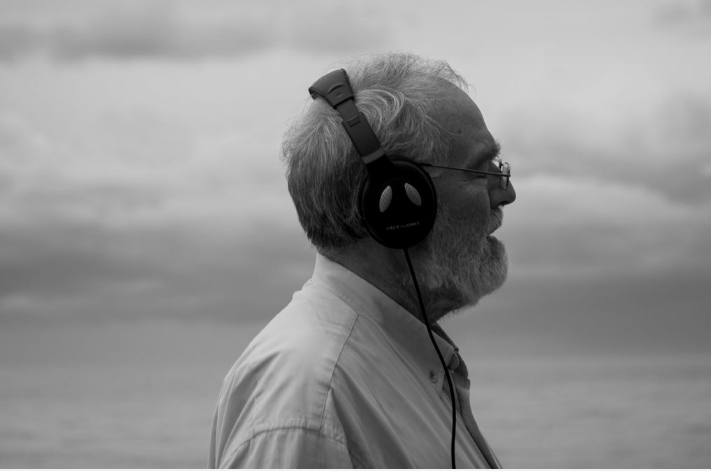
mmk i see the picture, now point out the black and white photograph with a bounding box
[1,0,710,468]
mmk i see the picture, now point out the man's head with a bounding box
[282,53,516,317]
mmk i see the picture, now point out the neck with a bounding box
[324,241,466,324]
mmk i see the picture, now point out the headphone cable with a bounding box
[403,247,457,469]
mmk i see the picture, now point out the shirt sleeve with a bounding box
[216,425,354,469]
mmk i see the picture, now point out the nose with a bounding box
[490,180,516,207]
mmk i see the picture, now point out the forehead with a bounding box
[431,81,496,168]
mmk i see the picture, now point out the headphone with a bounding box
[309,69,460,469]
[308,69,437,249]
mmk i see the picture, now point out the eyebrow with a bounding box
[473,140,501,169]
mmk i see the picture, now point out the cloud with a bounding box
[0,107,292,226]
[493,84,711,282]
[500,87,711,205]
[0,107,309,324]
[460,261,711,355]
[487,75,711,286]
[501,174,711,281]
[0,216,314,326]
[0,0,393,62]
[0,225,138,299]
[1,1,709,360]
[656,0,711,37]
[479,62,711,355]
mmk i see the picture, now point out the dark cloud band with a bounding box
[0,1,392,62]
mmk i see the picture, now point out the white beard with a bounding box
[402,203,509,320]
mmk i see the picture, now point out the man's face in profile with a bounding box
[408,82,515,313]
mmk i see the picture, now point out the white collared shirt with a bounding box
[209,253,501,468]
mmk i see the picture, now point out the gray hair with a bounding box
[281,52,467,253]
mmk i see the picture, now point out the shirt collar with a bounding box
[311,252,458,377]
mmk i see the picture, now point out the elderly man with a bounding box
[209,53,516,468]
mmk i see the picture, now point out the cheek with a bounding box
[445,187,491,234]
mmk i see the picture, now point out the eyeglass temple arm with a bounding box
[420,163,510,177]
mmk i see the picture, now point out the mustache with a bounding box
[487,208,504,234]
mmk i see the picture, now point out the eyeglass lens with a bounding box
[500,162,510,190]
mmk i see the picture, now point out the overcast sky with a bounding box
[1,0,710,356]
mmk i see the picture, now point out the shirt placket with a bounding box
[447,352,502,469]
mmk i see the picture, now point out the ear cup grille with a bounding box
[360,158,437,249]
[379,185,393,213]
[404,183,422,206]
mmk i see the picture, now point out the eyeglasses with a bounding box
[420,157,511,190]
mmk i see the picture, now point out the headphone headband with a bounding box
[308,69,386,166]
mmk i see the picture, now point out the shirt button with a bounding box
[429,371,438,383]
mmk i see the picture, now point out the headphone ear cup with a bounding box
[360,159,437,249]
